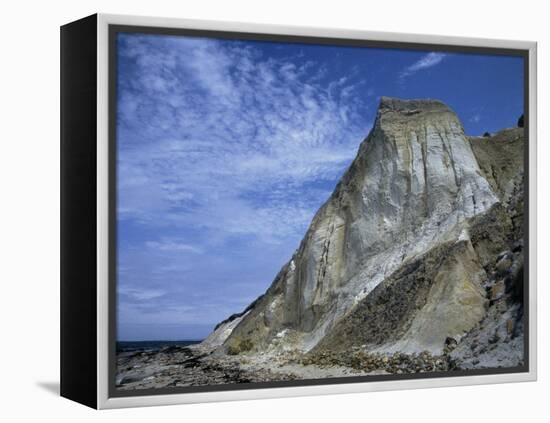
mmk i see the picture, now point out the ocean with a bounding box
[116,340,202,353]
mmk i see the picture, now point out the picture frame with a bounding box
[60,13,537,409]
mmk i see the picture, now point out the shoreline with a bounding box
[115,343,515,391]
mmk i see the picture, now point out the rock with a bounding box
[178,96,526,380]
[506,319,514,335]
[517,114,524,128]
[219,97,498,355]
[200,312,250,351]
[468,128,524,207]
[512,240,523,253]
[490,280,506,301]
[496,256,513,275]
[445,337,458,348]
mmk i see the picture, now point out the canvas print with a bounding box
[114,31,526,391]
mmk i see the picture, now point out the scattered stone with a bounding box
[506,319,514,335]
[496,255,513,275]
[491,280,506,301]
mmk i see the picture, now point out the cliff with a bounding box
[204,97,524,368]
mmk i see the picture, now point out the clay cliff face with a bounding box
[202,97,524,366]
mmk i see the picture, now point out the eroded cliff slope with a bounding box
[204,97,524,368]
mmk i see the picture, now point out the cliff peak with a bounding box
[377,96,453,117]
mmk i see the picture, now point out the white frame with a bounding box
[96,13,537,409]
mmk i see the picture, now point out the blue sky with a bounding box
[116,32,524,341]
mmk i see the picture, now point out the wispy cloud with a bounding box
[468,106,485,126]
[116,34,372,337]
[119,287,167,301]
[469,113,481,123]
[145,239,203,254]
[117,35,369,244]
[399,52,446,79]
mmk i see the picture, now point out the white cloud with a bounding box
[145,239,203,253]
[469,113,481,123]
[117,34,370,246]
[400,52,446,79]
[115,35,375,337]
[119,287,167,301]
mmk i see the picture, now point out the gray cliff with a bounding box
[202,97,524,369]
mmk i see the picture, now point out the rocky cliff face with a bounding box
[205,97,524,368]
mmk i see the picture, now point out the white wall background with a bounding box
[0,0,546,421]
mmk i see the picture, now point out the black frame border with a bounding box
[107,23,531,399]
[60,14,98,409]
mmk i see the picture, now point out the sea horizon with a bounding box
[117,339,202,353]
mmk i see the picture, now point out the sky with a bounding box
[116,32,524,341]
